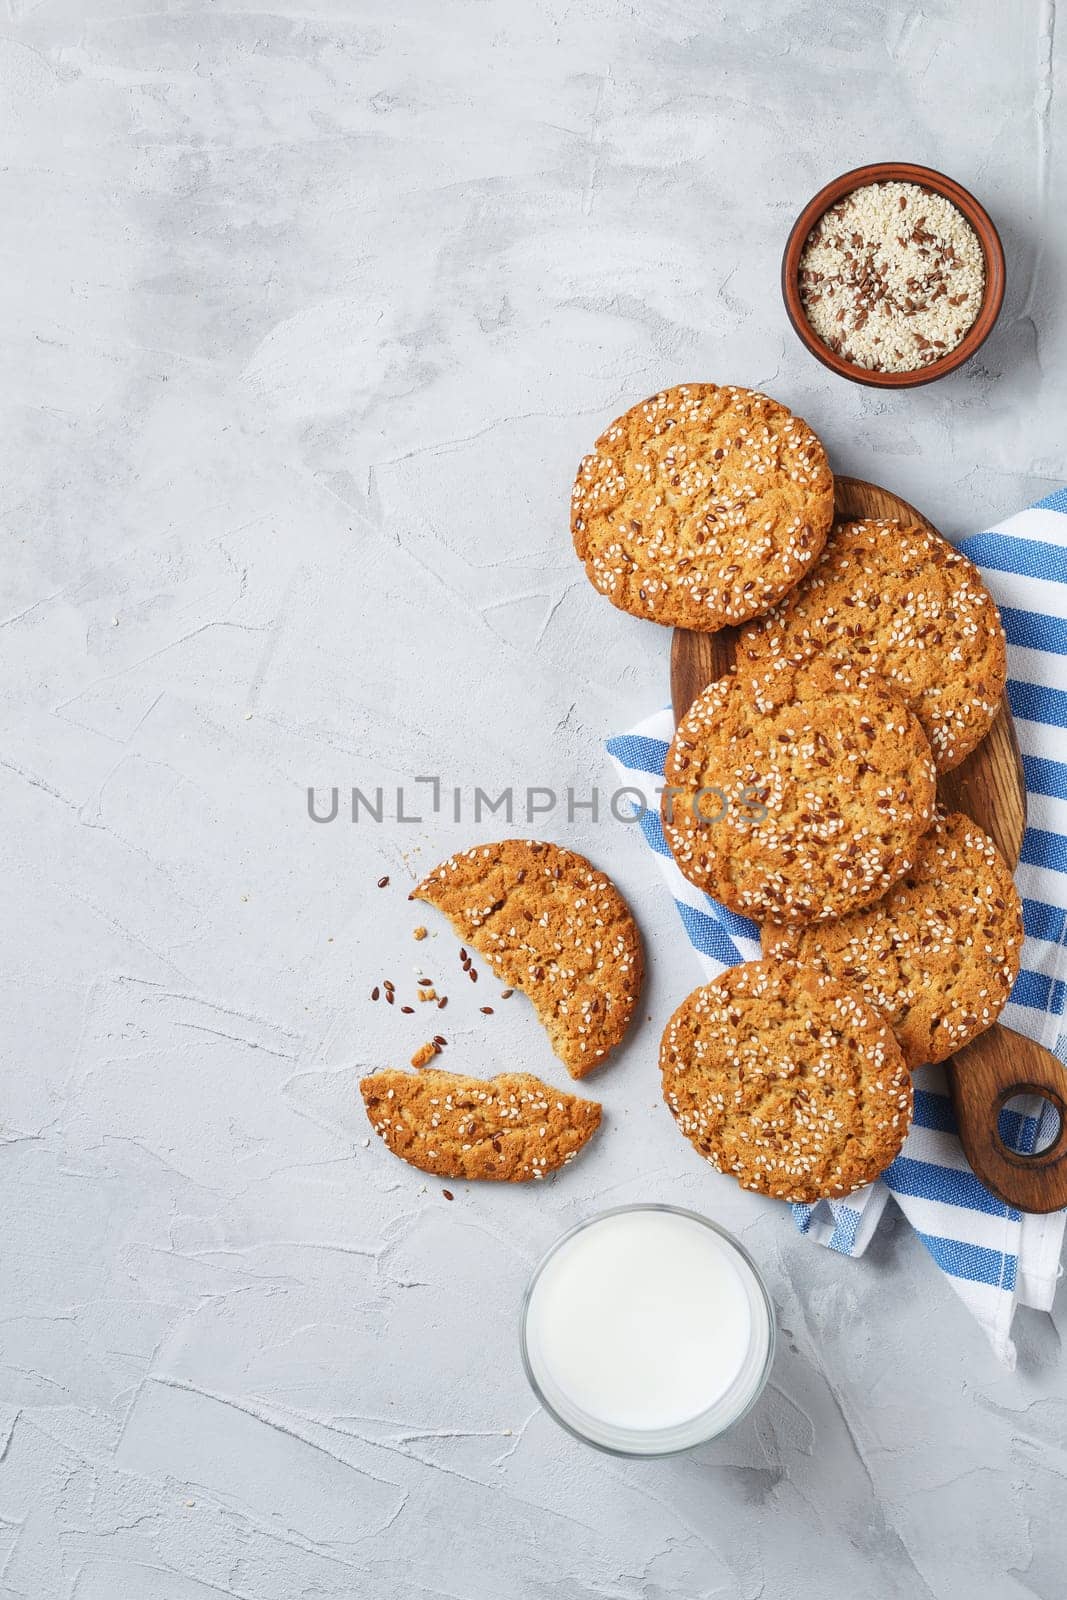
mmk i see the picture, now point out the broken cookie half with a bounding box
[359,1067,601,1181]
[410,839,643,1077]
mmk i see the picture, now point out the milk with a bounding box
[522,1206,774,1454]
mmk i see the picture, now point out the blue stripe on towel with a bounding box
[636,806,672,858]
[1022,897,1067,946]
[884,1156,1018,1220]
[1021,754,1067,801]
[912,1088,958,1134]
[1019,828,1067,877]
[673,898,743,968]
[998,1104,1044,1155]
[827,1205,862,1254]
[1008,679,1067,731]
[915,1233,1017,1291]
[605,733,671,775]
[1010,967,1067,1015]
[710,901,761,942]
[1000,607,1067,657]
[959,533,1067,584]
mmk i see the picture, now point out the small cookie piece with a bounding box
[571,384,833,631]
[738,518,1007,772]
[662,657,936,924]
[359,1068,601,1181]
[411,840,643,1077]
[660,960,912,1202]
[763,811,1023,1068]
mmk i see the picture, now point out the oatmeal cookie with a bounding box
[360,1067,601,1181]
[411,840,643,1077]
[738,518,1006,771]
[763,811,1023,1068]
[571,384,833,631]
[660,960,912,1202]
[662,657,937,923]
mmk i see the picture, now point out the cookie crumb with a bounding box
[413,926,427,940]
[411,1041,438,1068]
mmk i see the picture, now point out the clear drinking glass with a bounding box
[520,1203,776,1457]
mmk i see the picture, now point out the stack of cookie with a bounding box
[572,383,1022,1202]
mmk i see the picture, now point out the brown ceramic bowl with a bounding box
[782,162,1005,389]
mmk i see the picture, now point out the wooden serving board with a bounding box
[670,476,1067,1215]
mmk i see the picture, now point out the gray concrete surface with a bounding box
[1,2,1065,1596]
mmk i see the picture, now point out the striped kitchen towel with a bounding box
[608,487,1067,1366]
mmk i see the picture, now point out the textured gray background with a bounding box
[1,2,1066,1597]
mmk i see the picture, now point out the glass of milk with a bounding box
[520,1204,775,1456]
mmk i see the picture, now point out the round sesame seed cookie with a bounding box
[571,383,834,631]
[411,840,643,1077]
[737,518,1007,772]
[661,657,937,924]
[660,960,912,1202]
[359,1067,601,1182]
[763,811,1023,1069]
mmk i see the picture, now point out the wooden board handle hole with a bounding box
[996,1088,1066,1164]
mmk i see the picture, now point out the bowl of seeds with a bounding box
[782,162,1005,388]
